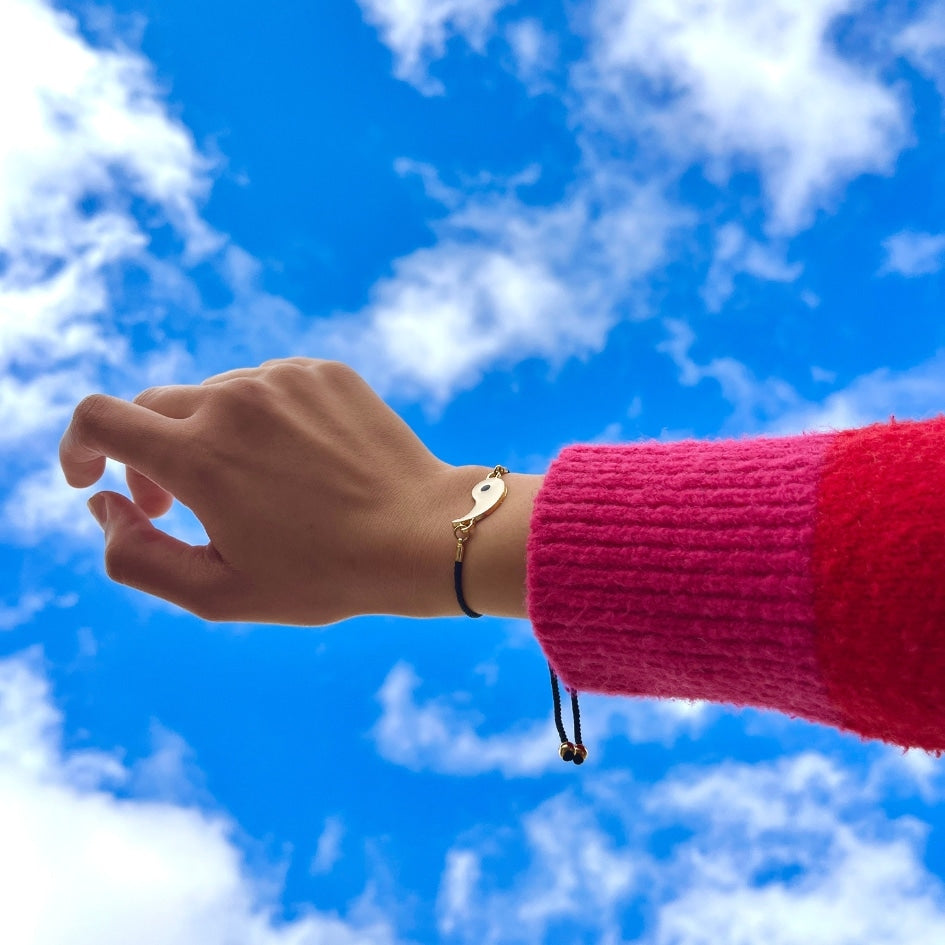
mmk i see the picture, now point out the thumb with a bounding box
[88,491,241,621]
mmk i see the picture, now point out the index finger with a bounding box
[59,394,182,489]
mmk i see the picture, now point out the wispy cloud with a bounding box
[504,18,560,95]
[0,0,215,391]
[658,320,945,435]
[371,662,711,777]
[880,230,945,276]
[0,592,51,631]
[436,751,945,943]
[770,348,945,433]
[646,753,945,944]
[0,2,302,548]
[355,0,509,93]
[310,816,346,875]
[658,319,803,433]
[702,223,802,312]
[372,663,557,776]
[335,0,924,410]
[0,0,216,546]
[578,0,910,234]
[0,649,402,945]
[316,174,690,407]
[897,3,945,99]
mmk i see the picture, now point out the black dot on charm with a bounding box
[480,484,491,492]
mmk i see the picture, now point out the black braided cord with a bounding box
[456,545,585,764]
[571,690,583,746]
[454,560,482,619]
[549,665,569,744]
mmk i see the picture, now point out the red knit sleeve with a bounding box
[526,416,945,751]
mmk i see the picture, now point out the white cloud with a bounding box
[703,223,802,312]
[647,754,945,945]
[437,850,481,936]
[317,177,689,407]
[355,0,509,92]
[658,319,802,432]
[897,3,945,97]
[658,320,945,436]
[2,457,128,545]
[372,663,557,776]
[311,817,346,875]
[867,745,945,806]
[0,0,215,378]
[505,18,559,94]
[371,663,711,777]
[0,0,223,548]
[128,722,211,806]
[0,649,400,945]
[0,369,97,446]
[0,592,51,631]
[770,348,945,434]
[437,793,639,942]
[437,752,945,944]
[880,230,945,276]
[579,0,909,234]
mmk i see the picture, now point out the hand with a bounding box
[59,359,538,625]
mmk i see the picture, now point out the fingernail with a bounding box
[87,494,108,530]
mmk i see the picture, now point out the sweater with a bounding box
[526,416,945,753]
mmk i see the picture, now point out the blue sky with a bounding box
[2,0,945,941]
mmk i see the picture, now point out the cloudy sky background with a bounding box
[2,0,945,941]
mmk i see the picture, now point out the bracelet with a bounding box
[451,465,509,618]
[451,466,587,765]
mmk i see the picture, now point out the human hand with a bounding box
[59,359,538,624]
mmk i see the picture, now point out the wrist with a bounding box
[403,465,542,620]
[450,467,543,620]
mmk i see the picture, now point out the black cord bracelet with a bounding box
[451,466,586,766]
[454,558,482,618]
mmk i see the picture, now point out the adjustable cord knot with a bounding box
[451,465,587,766]
[549,666,587,766]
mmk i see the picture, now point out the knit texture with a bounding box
[527,418,945,749]
[813,417,945,750]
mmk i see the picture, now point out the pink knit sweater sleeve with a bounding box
[526,416,945,752]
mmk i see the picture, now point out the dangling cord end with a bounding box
[549,664,587,765]
[570,688,587,765]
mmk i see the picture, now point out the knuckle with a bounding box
[215,376,268,405]
[315,360,359,386]
[133,387,160,408]
[265,361,310,384]
[103,543,132,586]
[72,394,111,436]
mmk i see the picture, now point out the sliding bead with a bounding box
[559,741,576,762]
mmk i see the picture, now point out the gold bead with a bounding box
[573,744,588,765]
[559,741,576,762]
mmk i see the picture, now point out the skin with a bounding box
[59,358,544,625]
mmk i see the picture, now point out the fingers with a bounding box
[200,358,327,386]
[126,466,174,518]
[133,384,205,419]
[200,368,258,386]
[60,395,182,489]
[124,385,206,517]
[88,491,242,621]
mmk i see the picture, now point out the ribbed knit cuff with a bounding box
[526,432,843,729]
